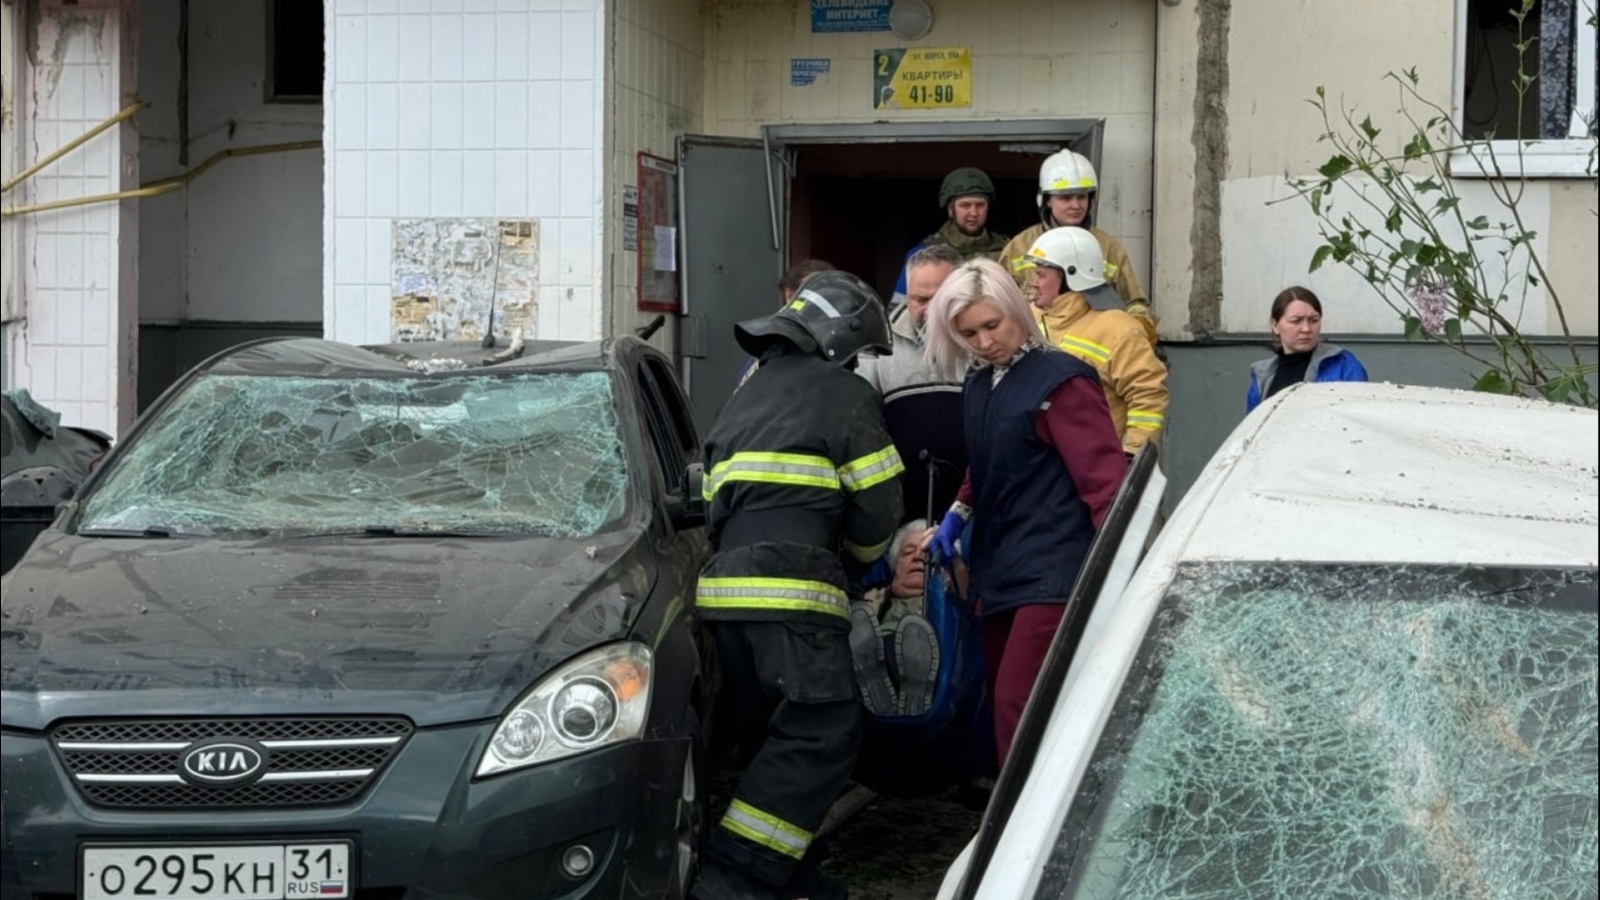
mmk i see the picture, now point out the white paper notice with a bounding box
[653,226,678,272]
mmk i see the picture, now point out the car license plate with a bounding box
[82,843,351,900]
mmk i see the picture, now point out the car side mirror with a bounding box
[667,463,707,530]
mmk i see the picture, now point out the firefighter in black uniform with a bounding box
[691,272,905,900]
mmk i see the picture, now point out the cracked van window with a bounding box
[77,371,629,538]
[1038,563,1598,900]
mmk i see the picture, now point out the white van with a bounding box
[939,382,1599,900]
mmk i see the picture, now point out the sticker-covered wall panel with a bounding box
[390,218,539,342]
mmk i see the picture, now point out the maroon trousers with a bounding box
[983,604,1066,764]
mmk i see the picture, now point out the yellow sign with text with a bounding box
[873,47,972,110]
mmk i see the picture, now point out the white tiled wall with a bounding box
[700,0,1157,288]
[4,5,138,436]
[324,0,608,345]
[605,0,704,340]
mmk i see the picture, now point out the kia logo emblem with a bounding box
[180,740,265,786]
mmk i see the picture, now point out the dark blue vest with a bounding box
[964,350,1101,616]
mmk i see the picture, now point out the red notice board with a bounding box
[636,153,681,312]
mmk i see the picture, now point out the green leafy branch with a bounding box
[1275,0,1595,406]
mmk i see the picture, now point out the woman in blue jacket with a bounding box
[1247,286,1369,412]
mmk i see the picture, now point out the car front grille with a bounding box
[50,717,413,810]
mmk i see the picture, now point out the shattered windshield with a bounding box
[76,370,630,537]
[1038,563,1598,900]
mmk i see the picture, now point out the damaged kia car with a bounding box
[1,335,712,900]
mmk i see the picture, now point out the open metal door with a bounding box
[677,135,787,430]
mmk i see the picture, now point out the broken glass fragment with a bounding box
[1038,563,1599,900]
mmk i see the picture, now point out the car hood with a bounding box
[0,526,657,730]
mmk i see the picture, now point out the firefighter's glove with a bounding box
[930,510,967,564]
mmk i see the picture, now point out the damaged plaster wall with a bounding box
[4,0,137,435]
[1184,0,1227,338]
[1150,1,1198,341]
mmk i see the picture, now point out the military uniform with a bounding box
[891,168,1010,306]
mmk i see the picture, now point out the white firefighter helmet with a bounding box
[1037,150,1098,198]
[1023,226,1108,294]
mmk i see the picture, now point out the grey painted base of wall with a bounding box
[138,321,323,412]
[1161,337,1600,509]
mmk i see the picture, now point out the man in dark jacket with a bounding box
[692,272,905,900]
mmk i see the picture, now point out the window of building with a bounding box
[267,0,324,103]
[1455,0,1597,177]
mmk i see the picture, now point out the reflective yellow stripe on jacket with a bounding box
[1126,409,1165,431]
[843,535,893,564]
[703,447,904,501]
[720,799,815,860]
[703,452,840,501]
[1057,334,1112,366]
[838,446,904,492]
[1036,294,1170,455]
[696,577,852,620]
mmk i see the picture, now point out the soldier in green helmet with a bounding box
[890,167,1010,306]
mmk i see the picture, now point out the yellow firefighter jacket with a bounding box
[1000,223,1158,346]
[1033,287,1169,454]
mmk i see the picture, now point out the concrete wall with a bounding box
[323,0,607,346]
[604,0,703,347]
[698,0,1157,298]
[136,0,183,326]
[2,4,138,436]
[138,0,324,327]
[1543,182,1600,337]
[1154,0,1597,341]
[1149,0,1597,504]
[134,0,324,409]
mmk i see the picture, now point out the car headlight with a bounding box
[476,642,652,777]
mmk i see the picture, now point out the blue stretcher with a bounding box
[852,528,994,796]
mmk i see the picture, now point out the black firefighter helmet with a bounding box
[735,270,892,366]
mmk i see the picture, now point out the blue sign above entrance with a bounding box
[811,0,893,34]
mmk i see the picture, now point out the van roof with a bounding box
[1172,382,1600,568]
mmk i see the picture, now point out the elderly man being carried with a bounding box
[849,519,969,719]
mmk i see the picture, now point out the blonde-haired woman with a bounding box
[921,258,1127,763]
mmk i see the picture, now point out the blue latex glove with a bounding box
[931,511,966,564]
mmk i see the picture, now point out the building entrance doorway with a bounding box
[677,120,1103,429]
[791,142,1043,304]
